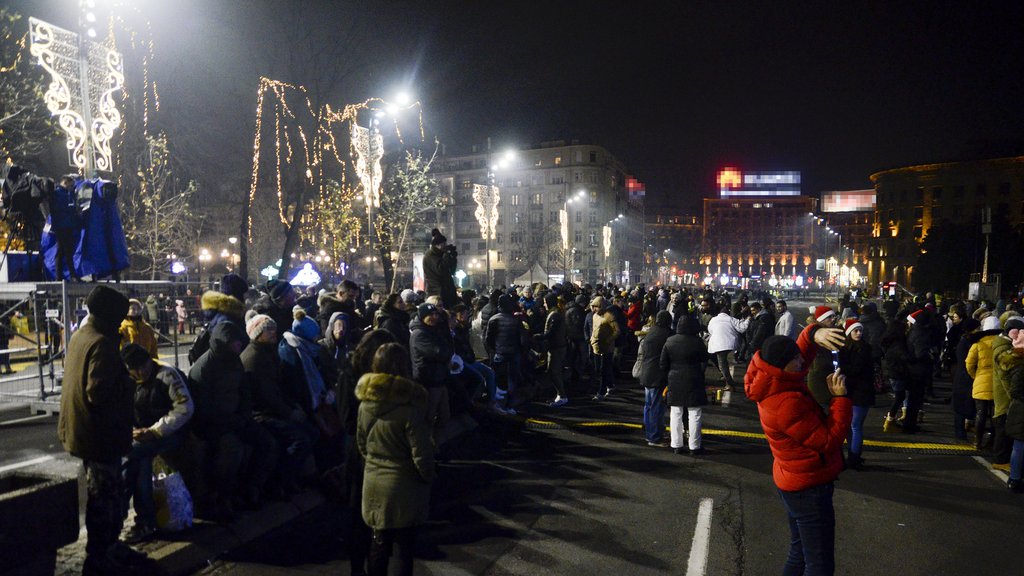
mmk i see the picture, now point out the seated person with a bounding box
[120,344,194,542]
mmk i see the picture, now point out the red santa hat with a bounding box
[844,318,863,335]
[810,305,835,323]
[907,309,925,324]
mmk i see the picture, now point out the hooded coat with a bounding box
[660,316,708,407]
[187,323,252,439]
[356,373,435,530]
[967,330,1002,400]
[637,311,672,388]
[991,335,1015,418]
[374,305,411,352]
[744,325,852,492]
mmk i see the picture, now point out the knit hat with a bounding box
[291,309,320,341]
[1004,316,1024,334]
[761,335,801,369]
[220,273,248,302]
[907,309,925,324]
[269,280,294,304]
[127,298,143,318]
[810,305,835,323]
[430,228,447,246]
[417,302,439,321]
[120,343,152,369]
[498,294,516,314]
[85,285,130,325]
[981,315,1001,332]
[844,318,863,335]
[245,313,276,341]
[400,288,417,305]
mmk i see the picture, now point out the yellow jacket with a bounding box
[119,318,159,358]
[967,334,997,401]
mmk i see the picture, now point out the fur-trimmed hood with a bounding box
[201,290,245,320]
[318,292,342,309]
[355,372,427,408]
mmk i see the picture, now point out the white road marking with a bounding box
[973,455,1009,482]
[0,414,52,426]
[686,498,714,576]
[0,454,55,474]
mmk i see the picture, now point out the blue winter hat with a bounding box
[291,308,320,341]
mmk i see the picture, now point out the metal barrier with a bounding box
[0,280,199,413]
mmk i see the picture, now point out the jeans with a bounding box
[464,361,496,400]
[715,350,736,388]
[643,386,666,442]
[1010,439,1024,482]
[777,482,836,576]
[122,431,184,526]
[849,405,869,456]
[592,352,614,396]
[369,526,416,576]
[493,351,522,409]
[547,347,568,398]
[670,406,703,449]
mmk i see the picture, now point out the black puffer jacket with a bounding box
[839,339,875,406]
[638,311,672,388]
[746,310,773,352]
[660,316,708,407]
[241,339,300,422]
[409,316,454,388]
[881,324,911,382]
[375,306,411,352]
[188,322,252,439]
[423,245,459,308]
[906,322,934,382]
[565,302,586,342]
[486,312,525,356]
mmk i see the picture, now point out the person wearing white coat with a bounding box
[707,311,750,390]
[774,300,798,340]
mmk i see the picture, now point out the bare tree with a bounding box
[507,215,561,283]
[0,8,58,166]
[119,133,199,279]
[376,147,444,292]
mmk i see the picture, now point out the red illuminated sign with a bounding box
[717,167,742,189]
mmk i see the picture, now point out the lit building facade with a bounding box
[430,141,644,287]
[646,213,702,283]
[868,156,1024,288]
[819,189,875,271]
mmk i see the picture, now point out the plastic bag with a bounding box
[153,457,193,532]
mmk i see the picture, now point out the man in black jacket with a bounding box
[746,302,773,357]
[486,295,525,414]
[422,228,459,309]
[538,294,569,407]
[565,294,589,387]
[410,303,455,445]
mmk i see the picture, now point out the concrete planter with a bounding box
[0,462,80,576]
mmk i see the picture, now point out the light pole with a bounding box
[198,248,211,284]
[561,189,586,284]
[474,149,515,290]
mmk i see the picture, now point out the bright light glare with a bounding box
[395,92,411,106]
[385,103,399,116]
[87,28,97,38]
[86,0,96,7]
[86,12,96,22]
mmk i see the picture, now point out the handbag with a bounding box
[152,456,193,532]
[631,347,644,380]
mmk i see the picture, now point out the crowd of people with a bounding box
[56,228,1024,575]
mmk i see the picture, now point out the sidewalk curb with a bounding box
[147,491,326,576]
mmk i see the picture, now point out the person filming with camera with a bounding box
[423,228,459,308]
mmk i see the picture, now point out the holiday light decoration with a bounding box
[29,17,124,171]
[472,183,499,240]
[245,81,425,273]
[603,224,612,259]
[559,208,568,251]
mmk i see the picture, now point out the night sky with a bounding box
[13,1,1024,214]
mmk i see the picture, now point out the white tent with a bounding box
[513,263,550,287]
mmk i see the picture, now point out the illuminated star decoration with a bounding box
[28,17,124,172]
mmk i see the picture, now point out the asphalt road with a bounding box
[194,367,1024,576]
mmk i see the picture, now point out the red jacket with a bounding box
[744,325,852,492]
[626,301,643,331]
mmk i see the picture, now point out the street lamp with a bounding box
[473,149,516,289]
[561,189,587,283]
[198,248,212,283]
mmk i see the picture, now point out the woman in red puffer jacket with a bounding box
[744,324,851,576]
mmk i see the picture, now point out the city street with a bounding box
[194,367,1022,576]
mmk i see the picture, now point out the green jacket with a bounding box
[356,372,435,530]
[992,335,1015,417]
[58,318,135,462]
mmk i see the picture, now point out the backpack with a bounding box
[187,327,211,365]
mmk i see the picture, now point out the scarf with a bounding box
[283,331,326,410]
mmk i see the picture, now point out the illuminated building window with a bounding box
[513,212,521,224]
[496,251,503,262]
[461,180,472,189]
[531,193,543,205]
[511,194,520,206]
[554,156,562,166]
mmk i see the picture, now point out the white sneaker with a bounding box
[549,397,569,408]
[495,389,507,399]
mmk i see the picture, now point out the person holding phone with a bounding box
[745,324,850,576]
[839,319,876,469]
